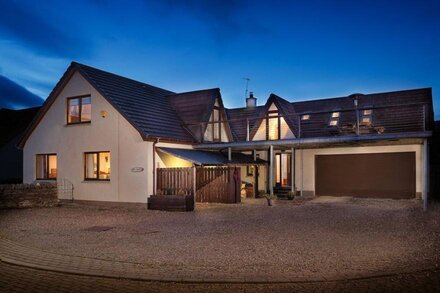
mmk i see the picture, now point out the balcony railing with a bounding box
[183,102,429,143]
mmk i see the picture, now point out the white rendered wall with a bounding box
[23,71,194,203]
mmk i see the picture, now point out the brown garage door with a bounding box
[315,152,416,199]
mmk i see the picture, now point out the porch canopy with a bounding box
[157,147,267,166]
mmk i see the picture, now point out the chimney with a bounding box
[246,92,257,108]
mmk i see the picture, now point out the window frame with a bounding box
[361,109,373,124]
[84,151,111,181]
[301,114,310,120]
[211,106,222,142]
[266,110,281,140]
[35,153,57,180]
[66,95,92,125]
[328,112,340,126]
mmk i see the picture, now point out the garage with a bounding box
[315,152,416,199]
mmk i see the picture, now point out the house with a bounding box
[0,107,40,183]
[18,62,434,204]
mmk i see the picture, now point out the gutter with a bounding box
[193,131,433,149]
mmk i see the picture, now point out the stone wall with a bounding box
[0,183,58,209]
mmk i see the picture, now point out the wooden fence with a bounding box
[156,167,194,196]
[156,166,241,203]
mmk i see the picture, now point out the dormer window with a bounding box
[301,114,310,120]
[329,112,340,126]
[211,106,221,141]
[361,109,373,124]
[267,110,279,140]
[67,96,91,124]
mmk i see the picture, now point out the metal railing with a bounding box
[183,102,429,143]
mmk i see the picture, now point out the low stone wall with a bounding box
[0,183,59,209]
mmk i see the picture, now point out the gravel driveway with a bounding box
[0,197,439,280]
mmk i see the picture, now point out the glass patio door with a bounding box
[275,153,291,187]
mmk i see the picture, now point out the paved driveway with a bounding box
[0,197,439,283]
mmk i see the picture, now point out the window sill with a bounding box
[65,122,91,127]
[82,179,110,183]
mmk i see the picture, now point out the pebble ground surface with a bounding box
[0,197,440,291]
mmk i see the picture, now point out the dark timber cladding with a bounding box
[315,152,416,199]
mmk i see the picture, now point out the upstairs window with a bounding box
[301,114,310,120]
[36,154,57,180]
[211,106,221,141]
[329,112,340,126]
[361,109,373,124]
[67,96,91,124]
[267,110,279,140]
[85,152,111,180]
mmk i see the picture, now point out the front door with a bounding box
[275,153,291,187]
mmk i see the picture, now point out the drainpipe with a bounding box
[300,148,304,197]
[269,145,274,195]
[152,138,160,195]
[423,139,429,211]
[291,147,295,193]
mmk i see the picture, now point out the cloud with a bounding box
[0,1,88,58]
[0,75,44,109]
[150,0,269,40]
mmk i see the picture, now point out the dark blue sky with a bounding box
[0,0,439,117]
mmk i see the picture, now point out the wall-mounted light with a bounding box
[100,111,107,118]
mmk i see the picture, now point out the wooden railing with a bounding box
[156,167,241,203]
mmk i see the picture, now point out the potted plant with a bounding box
[287,191,295,200]
[263,193,277,206]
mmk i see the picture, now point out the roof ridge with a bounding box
[71,61,175,95]
[168,88,220,97]
[289,87,432,105]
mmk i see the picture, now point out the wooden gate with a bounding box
[156,166,241,203]
[196,167,241,203]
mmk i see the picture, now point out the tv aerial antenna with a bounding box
[243,77,250,98]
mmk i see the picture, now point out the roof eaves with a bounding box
[17,62,79,149]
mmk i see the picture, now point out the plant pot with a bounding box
[287,195,294,200]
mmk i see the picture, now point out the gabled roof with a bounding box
[169,88,234,142]
[168,88,218,142]
[248,94,298,140]
[226,106,265,141]
[19,62,195,148]
[17,61,434,148]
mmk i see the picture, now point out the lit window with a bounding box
[361,109,373,124]
[36,154,57,180]
[67,96,91,124]
[362,117,372,124]
[301,114,310,120]
[329,119,338,126]
[211,107,221,141]
[268,111,279,140]
[363,109,372,116]
[329,112,340,126]
[85,152,111,180]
